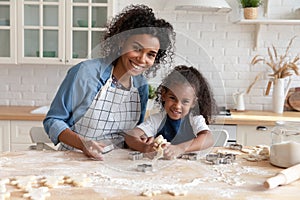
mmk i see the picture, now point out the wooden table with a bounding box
[1,148,299,200]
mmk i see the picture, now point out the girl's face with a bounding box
[162,83,196,120]
[118,34,160,76]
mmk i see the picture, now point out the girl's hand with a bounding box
[163,144,185,160]
[81,139,105,161]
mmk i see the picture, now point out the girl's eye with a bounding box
[168,96,176,100]
[182,100,190,105]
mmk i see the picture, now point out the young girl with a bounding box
[125,65,218,159]
[43,4,175,160]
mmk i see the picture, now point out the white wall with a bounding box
[0,0,299,111]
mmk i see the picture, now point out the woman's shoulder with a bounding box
[68,58,112,79]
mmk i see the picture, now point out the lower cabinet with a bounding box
[0,120,10,152]
[0,120,43,152]
[236,125,274,146]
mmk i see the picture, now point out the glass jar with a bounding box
[270,121,300,168]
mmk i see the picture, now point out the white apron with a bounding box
[59,70,141,150]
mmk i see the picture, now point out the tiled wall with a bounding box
[0,0,299,111]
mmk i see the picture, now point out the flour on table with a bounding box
[23,187,50,200]
[0,178,10,200]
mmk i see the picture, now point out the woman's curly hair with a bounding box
[101,4,175,77]
[156,65,218,124]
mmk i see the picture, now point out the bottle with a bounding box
[269,121,300,168]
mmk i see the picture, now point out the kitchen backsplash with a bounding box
[0,0,299,111]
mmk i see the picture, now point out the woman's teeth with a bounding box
[132,63,144,70]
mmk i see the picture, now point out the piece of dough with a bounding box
[153,135,169,160]
[168,189,187,196]
[23,187,50,200]
[0,178,10,200]
[141,189,161,197]
[65,174,91,187]
[10,176,38,191]
[40,176,65,188]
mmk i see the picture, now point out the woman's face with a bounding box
[162,83,196,120]
[118,34,160,76]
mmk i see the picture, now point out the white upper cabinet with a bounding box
[0,0,17,64]
[0,0,112,65]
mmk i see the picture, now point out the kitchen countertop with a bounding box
[0,106,45,121]
[0,147,299,200]
[1,106,300,125]
[216,110,300,126]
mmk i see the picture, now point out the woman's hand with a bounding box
[81,139,105,161]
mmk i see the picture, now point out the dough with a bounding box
[10,176,38,191]
[244,145,270,161]
[65,174,91,187]
[168,189,187,196]
[23,187,50,200]
[153,135,169,160]
[141,189,161,197]
[40,176,65,188]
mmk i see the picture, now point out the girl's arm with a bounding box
[125,128,155,153]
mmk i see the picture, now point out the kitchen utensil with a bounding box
[288,91,300,111]
[264,163,300,189]
[233,91,245,111]
[128,151,143,160]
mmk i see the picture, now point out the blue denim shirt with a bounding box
[43,58,149,145]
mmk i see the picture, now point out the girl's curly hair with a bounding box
[156,65,218,124]
[101,4,175,77]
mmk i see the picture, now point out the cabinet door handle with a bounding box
[256,126,268,131]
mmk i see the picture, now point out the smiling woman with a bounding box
[43,4,176,160]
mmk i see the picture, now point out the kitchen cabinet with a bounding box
[0,0,113,65]
[0,120,42,152]
[10,120,43,151]
[18,0,113,65]
[0,0,17,63]
[0,120,10,152]
[236,124,273,146]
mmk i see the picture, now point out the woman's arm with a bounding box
[58,128,104,160]
[125,128,154,153]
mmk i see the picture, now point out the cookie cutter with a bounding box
[229,143,243,151]
[102,144,115,154]
[206,153,236,165]
[180,152,201,160]
[137,164,153,172]
[128,151,143,160]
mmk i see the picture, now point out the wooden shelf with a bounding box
[235,19,300,50]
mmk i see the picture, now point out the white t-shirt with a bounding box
[137,111,210,138]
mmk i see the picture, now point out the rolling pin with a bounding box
[264,163,300,189]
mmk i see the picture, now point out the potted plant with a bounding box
[240,0,262,19]
[250,36,300,113]
[147,85,156,110]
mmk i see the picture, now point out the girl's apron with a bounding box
[59,70,141,150]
